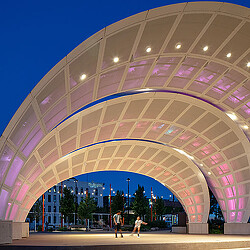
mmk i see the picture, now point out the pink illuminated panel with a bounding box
[10,106,37,147]
[10,179,22,199]
[237,102,250,119]
[184,137,207,153]
[28,165,43,183]
[4,156,24,187]
[212,163,230,175]
[160,125,183,143]
[44,99,67,131]
[224,186,236,198]
[130,121,152,138]
[114,122,135,138]
[9,204,19,221]
[146,122,169,140]
[43,150,59,168]
[16,184,30,202]
[227,199,236,210]
[188,62,228,93]
[194,144,216,159]
[238,197,248,210]
[219,175,234,186]
[20,125,44,157]
[236,211,244,222]
[0,189,9,218]
[172,130,195,147]
[146,57,181,87]
[97,66,125,99]
[71,78,95,112]
[37,72,66,114]
[0,146,14,183]
[203,153,225,167]
[123,60,154,90]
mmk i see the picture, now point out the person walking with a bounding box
[113,211,123,238]
[130,216,147,238]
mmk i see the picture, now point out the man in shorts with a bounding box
[113,211,123,238]
[130,216,147,238]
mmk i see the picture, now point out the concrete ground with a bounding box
[1,231,250,250]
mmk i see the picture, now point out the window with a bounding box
[54,216,57,224]
[48,216,51,223]
[48,206,51,212]
[81,188,83,194]
[48,195,51,202]
[54,206,56,212]
[95,190,98,196]
[53,195,56,202]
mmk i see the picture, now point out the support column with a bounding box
[0,220,12,244]
[224,223,250,235]
[187,223,208,234]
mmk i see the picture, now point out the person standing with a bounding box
[113,211,123,238]
[130,216,147,238]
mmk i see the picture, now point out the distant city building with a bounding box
[31,178,104,229]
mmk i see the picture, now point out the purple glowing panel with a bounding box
[213,163,230,175]
[20,125,44,157]
[187,80,209,93]
[123,59,154,90]
[10,106,37,147]
[172,130,195,147]
[9,204,19,221]
[44,99,67,131]
[229,212,236,222]
[71,78,95,113]
[146,57,181,87]
[16,184,30,202]
[0,189,9,218]
[0,146,14,183]
[207,87,225,100]
[4,156,24,187]
[237,103,250,119]
[97,66,125,99]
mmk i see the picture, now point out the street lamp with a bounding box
[126,178,130,224]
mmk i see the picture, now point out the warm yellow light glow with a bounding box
[203,46,208,51]
[176,43,181,49]
[146,47,152,53]
[226,53,232,58]
[80,74,87,80]
[227,112,237,121]
[242,125,249,130]
[247,62,250,68]
[113,57,119,63]
[208,172,211,175]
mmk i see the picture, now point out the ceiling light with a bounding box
[226,53,232,58]
[227,112,237,121]
[203,46,208,52]
[247,62,250,68]
[208,172,211,175]
[146,47,151,53]
[113,57,119,63]
[80,74,87,81]
[175,43,181,49]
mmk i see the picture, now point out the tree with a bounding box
[78,196,97,223]
[209,189,223,220]
[111,190,125,215]
[60,187,75,225]
[28,199,42,225]
[132,185,149,218]
[154,197,165,220]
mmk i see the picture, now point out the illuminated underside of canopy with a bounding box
[0,2,249,224]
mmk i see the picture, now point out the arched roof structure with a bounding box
[0,2,249,225]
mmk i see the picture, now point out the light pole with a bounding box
[126,178,130,225]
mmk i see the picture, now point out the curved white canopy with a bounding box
[0,1,249,224]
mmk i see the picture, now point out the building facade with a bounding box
[33,178,104,228]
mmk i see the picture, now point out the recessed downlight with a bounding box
[175,43,182,49]
[203,46,208,52]
[113,57,119,63]
[208,172,211,175]
[146,47,152,53]
[226,53,232,58]
[80,74,87,81]
[247,62,250,68]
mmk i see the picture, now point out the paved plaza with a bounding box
[1,231,250,249]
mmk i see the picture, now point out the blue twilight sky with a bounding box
[1,0,249,199]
